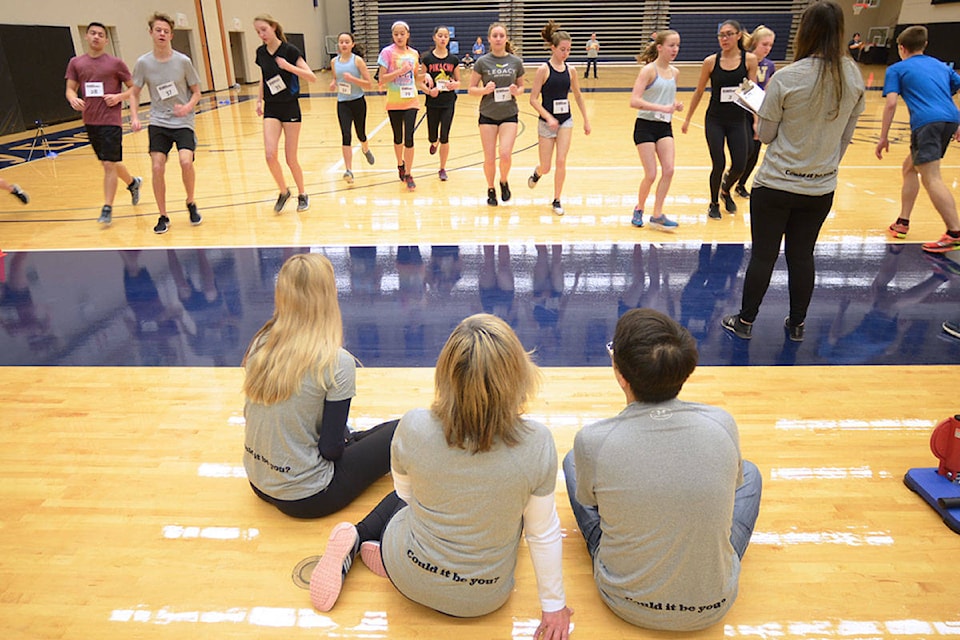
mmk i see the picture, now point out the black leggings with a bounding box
[426,105,455,145]
[739,186,834,326]
[250,418,398,519]
[389,108,418,148]
[584,59,598,77]
[739,138,762,189]
[705,114,751,203]
[337,97,368,147]
[356,490,407,543]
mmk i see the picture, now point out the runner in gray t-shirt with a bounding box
[565,308,762,631]
[468,24,526,207]
[130,12,203,235]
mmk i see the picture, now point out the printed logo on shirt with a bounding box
[406,549,501,585]
[649,408,673,421]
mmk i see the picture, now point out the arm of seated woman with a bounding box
[318,398,352,460]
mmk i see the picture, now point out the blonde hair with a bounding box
[744,25,775,52]
[432,314,539,453]
[243,254,344,405]
[637,29,679,64]
[254,14,286,43]
[488,22,515,55]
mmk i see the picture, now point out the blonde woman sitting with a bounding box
[309,314,573,640]
[242,253,397,518]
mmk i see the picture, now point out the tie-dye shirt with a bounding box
[378,44,420,110]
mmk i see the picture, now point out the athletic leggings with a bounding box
[705,113,751,203]
[249,418,398,519]
[426,105,455,145]
[739,186,834,326]
[739,138,762,189]
[337,97,368,147]
[388,108,418,148]
[356,490,407,543]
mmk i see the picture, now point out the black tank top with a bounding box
[539,62,572,124]
[707,51,748,122]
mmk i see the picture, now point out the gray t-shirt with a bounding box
[473,53,525,120]
[574,399,743,631]
[383,408,557,617]
[242,348,356,500]
[754,56,865,195]
[132,50,201,129]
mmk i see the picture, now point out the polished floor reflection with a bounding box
[2,241,957,367]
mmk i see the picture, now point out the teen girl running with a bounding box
[254,15,316,213]
[331,32,375,184]
[527,21,591,216]
[682,19,757,220]
[734,26,776,198]
[377,21,423,191]
[469,23,525,207]
[629,30,683,230]
[421,26,461,181]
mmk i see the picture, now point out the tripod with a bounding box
[27,119,55,162]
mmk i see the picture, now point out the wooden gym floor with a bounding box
[1,64,959,639]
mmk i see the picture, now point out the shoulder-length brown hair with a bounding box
[432,314,539,453]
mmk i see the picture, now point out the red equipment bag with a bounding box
[930,414,960,481]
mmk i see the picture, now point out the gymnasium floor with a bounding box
[1,63,959,639]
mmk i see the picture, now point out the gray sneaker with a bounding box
[297,194,310,212]
[127,176,142,205]
[98,204,112,225]
[274,189,291,212]
[10,184,28,204]
[363,149,375,165]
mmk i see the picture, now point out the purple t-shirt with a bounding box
[65,53,132,126]
[756,57,776,90]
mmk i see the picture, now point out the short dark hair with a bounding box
[612,308,698,403]
[897,25,927,53]
[86,22,107,34]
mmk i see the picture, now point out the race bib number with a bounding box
[399,85,416,99]
[156,81,179,100]
[494,87,511,103]
[338,82,352,95]
[436,80,448,92]
[84,82,104,97]
[720,86,737,103]
[266,74,287,95]
[553,99,570,115]
[653,111,671,122]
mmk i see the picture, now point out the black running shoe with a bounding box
[154,215,170,234]
[500,181,511,202]
[128,176,142,205]
[487,188,498,207]
[188,202,202,225]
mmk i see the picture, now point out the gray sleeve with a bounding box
[572,430,598,507]
[531,424,558,497]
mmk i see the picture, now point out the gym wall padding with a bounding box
[0,24,77,135]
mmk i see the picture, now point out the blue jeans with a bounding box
[562,450,762,560]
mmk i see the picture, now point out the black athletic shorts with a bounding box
[148,125,197,155]
[86,124,123,162]
[263,100,302,123]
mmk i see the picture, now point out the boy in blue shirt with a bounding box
[876,25,960,254]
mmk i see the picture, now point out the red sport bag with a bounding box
[931,415,960,482]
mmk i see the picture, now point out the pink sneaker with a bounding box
[438,169,448,181]
[309,523,358,612]
[360,540,388,578]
